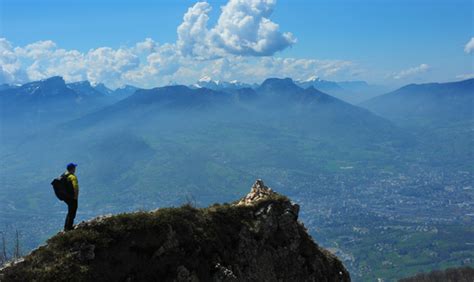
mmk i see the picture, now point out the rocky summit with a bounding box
[0,180,350,282]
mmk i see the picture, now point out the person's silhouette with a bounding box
[64,163,79,231]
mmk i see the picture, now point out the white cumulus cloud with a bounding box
[464,37,474,54]
[0,38,148,87]
[134,38,158,54]
[85,47,140,85]
[0,38,27,84]
[0,36,356,88]
[177,2,213,58]
[177,0,295,58]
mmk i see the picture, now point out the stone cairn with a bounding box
[236,179,276,206]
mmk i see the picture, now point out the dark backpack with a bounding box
[51,173,74,201]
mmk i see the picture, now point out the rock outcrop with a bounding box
[0,180,350,282]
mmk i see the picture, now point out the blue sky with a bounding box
[0,0,472,88]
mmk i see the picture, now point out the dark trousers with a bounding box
[64,198,78,231]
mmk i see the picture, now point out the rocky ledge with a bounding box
[0,179,350,282]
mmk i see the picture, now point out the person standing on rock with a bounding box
[64,163,79,231]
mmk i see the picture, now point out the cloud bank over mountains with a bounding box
[0,0,360,88]
[0,36,358,89]
[3,0,449,88]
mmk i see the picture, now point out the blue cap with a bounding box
[66,163,78,170]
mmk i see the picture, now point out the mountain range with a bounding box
[0,77,141,142]
[188,76,386,104]
[3,76,471,169]
[294,76,389,104]
[0,76,472,280]
[69,77,402,148]
[68,80,139,98]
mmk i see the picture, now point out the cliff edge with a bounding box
[0,180,350,282]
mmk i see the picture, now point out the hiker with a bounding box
[64,163,79,231]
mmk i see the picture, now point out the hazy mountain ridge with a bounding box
[0,76,142,110]
[188,76,386,104]
[360,78,474,165]
[362,78,474,126]
[0,76,142,133]
[67,81,107,97]
[66,77,406,148]
[0,77,114,147]
[294,76,388,104]
[0,77,110,117]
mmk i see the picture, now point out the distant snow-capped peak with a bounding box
[191,77,253,90]
[304,75,320,82]
[198,76,213,83]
